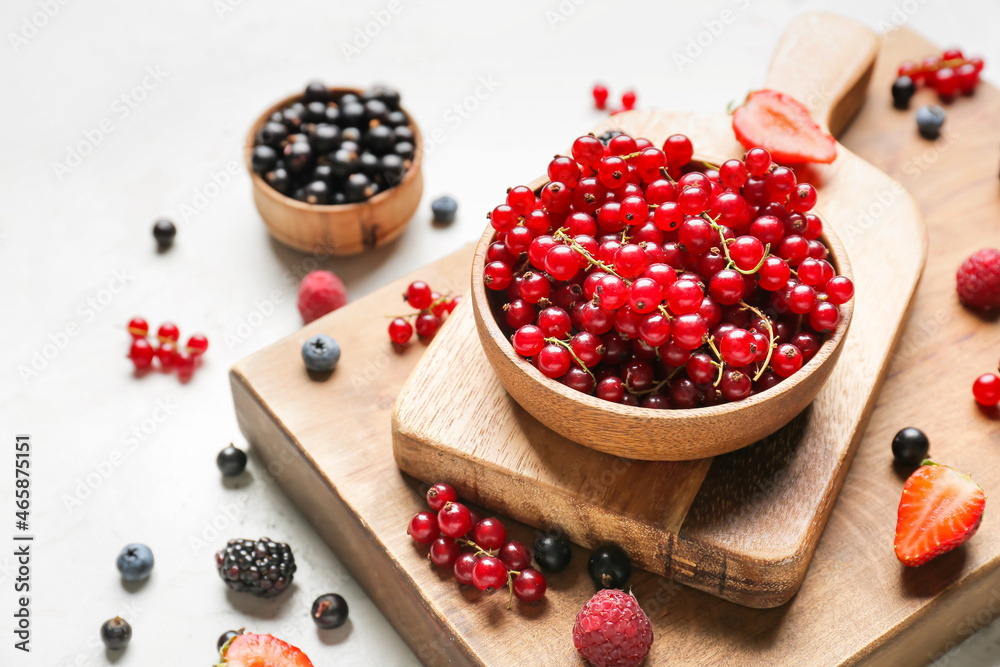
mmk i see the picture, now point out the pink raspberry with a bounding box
[572,589,653,667]
[297,271,347,323]
[957,248,1000,309]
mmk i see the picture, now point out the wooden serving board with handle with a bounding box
[394,12,923,609]
[230,17,1000,667]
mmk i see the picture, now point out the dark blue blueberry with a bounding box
[117,544,154,581]
[302,334,341,372]
[916,104,946,139]
[431,196,458,224]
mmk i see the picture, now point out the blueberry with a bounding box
[916,104,946,139]
[216,445,248,477]
[892,427,929,466]
[116,543,154,581]
[430,196,458,224]
[534,534,571,572]
[251,145,278,174]
[311,593,349,629]
[302,334,341,372]
[588,544,631,589]
[101,617,132,650]
[152,218,176,249]
[891,75,916,110]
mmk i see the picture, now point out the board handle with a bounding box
[763,13,879,137]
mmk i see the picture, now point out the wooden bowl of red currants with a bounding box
[471,132,854,461]
[245,82,423,256]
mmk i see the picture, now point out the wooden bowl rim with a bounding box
[471,193,855,421]
[243,86,423,212]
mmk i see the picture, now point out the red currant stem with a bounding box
[739,300,776,381]
[634,363,683,396]
[911,56,975,75]
[385,312,420,319]
[457,537,495,558]
[544,337,596,380]
[726,99,739,115]
[659,166,677,184]
[704,336,727,387]
[657,305,673,321]
[696,159,721,171]
[702,213,770,275]
[553,229,629,283]
[620,227,631,245]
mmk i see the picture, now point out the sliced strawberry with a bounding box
[894,462,986,567]
[218,633,314,667]
[732,89,837,164]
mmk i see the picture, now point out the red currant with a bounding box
[687,353,716,384]
[429,537,461,568]
[505,300,535,329]
[156,342,178,370]
[437,502,473,538]
[512,568,547,602]
[499,541,532,571]
[473,517,508,552]
[620,90,637,110]
[666,279,703,315]
[719,159,748,189]
[662,134,694,167]
[454,552,479,586]
[484,261,514,291]
[721,328,756,367]
[186,334,209,355]
[592,84,609,110]
[597,156,629,190]
[408,511,440,544]
[824,276,854,304]
[537,307,572,338]
[572,135,605,171]
[472,555,508,592]
[127,317,149,339]
[709,269,745,305]
[537,344,571,378]
[512,325,545,357]
[426,483,457,512]
[406,281,433,309]
[596,376,625,403]
[671,313,708,350]
[973,373,1000,406]
[128,339,155,369]
[720,368,752,401]
[415,312,442,338]
[157,323,180,344]
[771,343,803,378]
[744,148,772,177]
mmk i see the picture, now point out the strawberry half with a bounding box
[217,632,314,667]
[894,462,986,567]
[732,89,837,164]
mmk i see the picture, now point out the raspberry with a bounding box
[297,270,347,323]
[572,589,653,667]
[957,248,1000,309]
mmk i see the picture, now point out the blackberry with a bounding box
[215,537,296,598]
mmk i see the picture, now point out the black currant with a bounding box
[892,427,929,466]
[283,141,313,174]
[364,99,389,124]
[217,629,241,651]
[100,617,132,650]
[256,121,288,147]
[393,125,414,143]
[305,100,327,123]
[323,105,340,124]
[330,148,359,179]
[312,164,333,183]
[364,125,395,155]
[891,75,916,110]
[217,445,248,476]
[588,544,631,589]
[303,81,328,104]
[379,153,406,185]
[251,145,278,174]
[534,534,571,573]
[311,593,349,629]
[395,141,415,160]
[385,110,408,127]
[281,104,304,129]
[341,126,362,144]
[339,92,360,106]
[265,167,290,194]
[344,173,374,203]
[340,102,366,128]
[152,218,176,249]
[310,124,340,153]
[303,180,329,205]
[338,140,360,155]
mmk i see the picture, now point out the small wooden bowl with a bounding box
[244,88,424,256]
[471,204,854,462]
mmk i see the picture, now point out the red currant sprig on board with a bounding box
[126,317,208,381]
[406,482,547,608]
[388,281,460,346]
[482,134,855,409]
[895,48,984,105]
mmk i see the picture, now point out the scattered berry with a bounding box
[916,104,946,139]
[298,270,348,323]
[157,322,180,344]
[100,616,132,650]
[218,632,314,667]
[388,317,414,345]
[215,537,296,598]
[891,428,929,466]
[431,195,458,224]
[116,543,154,581]
[973,373,1000,406]
[128,338,155,370]
[217,444,248,477]
[534,534,572,573]
[891,75,917,109]
[426,482,457,512]
[127,317,149,339]
[592,84,609,110]
[588,544,632,589]
[186,334,209,355]
[895,462,985,566]
[621,90,637,111]
[311,593,349,629]
[732,89,837,164]
[956,248,1000,309]
[152,218,176,249]
[572,589,653,667]
[301,334,341,373]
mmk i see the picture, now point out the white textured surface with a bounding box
[2,0,1000,664]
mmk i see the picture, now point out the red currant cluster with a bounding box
[407,483,547,606]
[387,281,461,346]
[898,48,984,101]
[592,84,636,114]
[973,363,1000,407]
[482,133,855,407]
[127,317,208,380]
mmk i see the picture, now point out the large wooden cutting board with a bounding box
[230,21,1000,667]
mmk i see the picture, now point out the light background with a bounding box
[2,0,999,664]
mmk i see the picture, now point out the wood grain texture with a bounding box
[231,23,1000,667]
[245,88,424,255]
